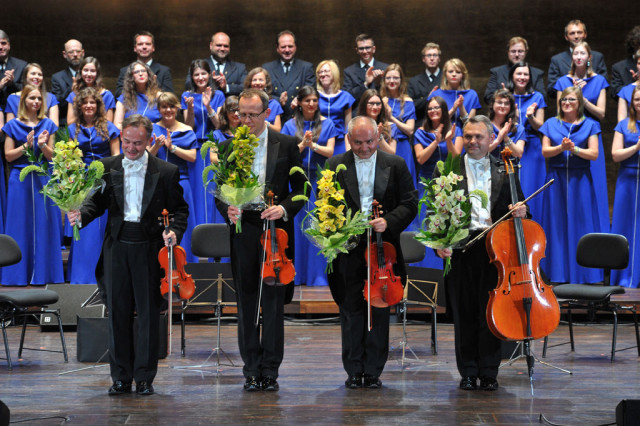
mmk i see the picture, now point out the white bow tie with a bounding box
[123,158,144,173]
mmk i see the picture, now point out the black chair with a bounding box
[0,235,68,370]
[542,233,640,362]
[391,231,439,365]
[179,224,236,369]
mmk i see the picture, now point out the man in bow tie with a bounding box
[437,115,527,392]
[68,114,188,396]
[326,116,418,389]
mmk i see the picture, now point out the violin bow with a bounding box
[461,179,554,252]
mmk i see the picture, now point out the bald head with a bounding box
[210,32,231,62]
[348,116,379,159]
[63,39,84,69]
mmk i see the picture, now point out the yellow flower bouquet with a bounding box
[19,128,105,241]
[201,125,264,232]
[292,164,369,273]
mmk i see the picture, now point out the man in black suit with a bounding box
[343,34,389,112]
[51,39,85,125]
[115,31,173,98]
[326,116,418,389]
[0,30,27,110]
[611,26,640,99]
[185,32,247,97]
[437,115,527,392]
[547,20,608,98]
[68,114,188,396]
[215,88,307,392]
[262,30,315,121]
[408,42,443,124]
[483,37,546,104]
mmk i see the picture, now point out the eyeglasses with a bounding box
[237,108,267,120]
[357,45,374,51]
[560,97,578,103]
[427,106,441,111]
[367,102,382,107]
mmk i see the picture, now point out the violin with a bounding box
[485,149,560,341]
[158,209,195,301]
[364,200,404,309]
[259,191,295,286]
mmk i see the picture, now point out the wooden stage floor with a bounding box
[1,318,639,424]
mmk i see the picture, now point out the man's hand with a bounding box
[163,230,177,247]
[67,210,81,227]
[509,201,527,218]
[228,205,241,224]
[261,205,284,221]
[369,217,387,233]
[437,248,452,259]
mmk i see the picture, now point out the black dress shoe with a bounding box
[345,374,362,389]
[261,376,279,391]
[459,376,478,390]
[479,376,499,391]
[363,375,382,389]
[243,376,261,392]
[136,381,154,395]
[108,381,132,395]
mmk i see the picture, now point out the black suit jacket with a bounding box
[184,58,247,96]
[0,56,28,109]
[547,49,607,97]
[262,58,315,120]
[80,154,189,297]
[408,70,443,124]
[483,64,546,104]
[343,59,389,112]
[51,68,75,125]
[115,61,174,98]
[611,57,636,99]
[325,150,418,306]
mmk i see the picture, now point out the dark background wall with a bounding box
[2,0,639,208]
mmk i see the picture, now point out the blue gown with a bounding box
[65,122,119,284]
[152,124,199,263]
[281,118,339,286]
[514,92,548,222]
[180,90,226,227]
[386,97,417,178]
[0,107,5,228]
[489,122,526,158]
[539,117,604,283]
[1,118,64,286]
[616,83,637,106]
[318,91,355,155]
[66,89,116,111]
[5,92,59,118]
[429,88,482,129]
[412,126,462,270]
[117,93,161,122]
[554,75,610,232]
[611,119,640,288]
[267,98,283,126]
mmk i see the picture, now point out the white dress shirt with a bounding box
[465,154,492,231]
[354,151,377,214]
[123,151,149,222]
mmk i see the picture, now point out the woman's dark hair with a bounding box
[489,88,519,130]
[73,87,109,140]
[218,96,239,133]
[187,59,215,92]
[507,61,534,94]
[73,57,105,93]
[293,86,322,143]
[357,88,391,141]
[422,96,451,134]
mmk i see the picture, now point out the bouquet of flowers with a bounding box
[19,128,105,241]
[415,153,487,275]
[291,164,370,273]
[201,125,264,232]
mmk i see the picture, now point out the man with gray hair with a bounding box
[437,115,527,392]
[0,30,27,110]
[326,115,417,389]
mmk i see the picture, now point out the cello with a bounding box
[485,148,560,391]
[364,200,404,310]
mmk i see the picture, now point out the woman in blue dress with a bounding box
[316,60,355,155]
[380,64,416,179]
[616,51,640,121]
[508,61,547,222]
[355,89,396,154]
[114,61,161,129]
[1,85,64,285]
[243,67,283,132]
[281,86,338,286]
[5,63,59,125]
[486,89,526,159]
[611,86,640,288]
[553,41,610,233]
[149,92,198,263]
[413,96,459,269]
[0,106,5,226]
[429,59,481,131]
[66,87,120,284]
[182,59,226,227]
[540,86,604,284]
[65,57,116,124]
